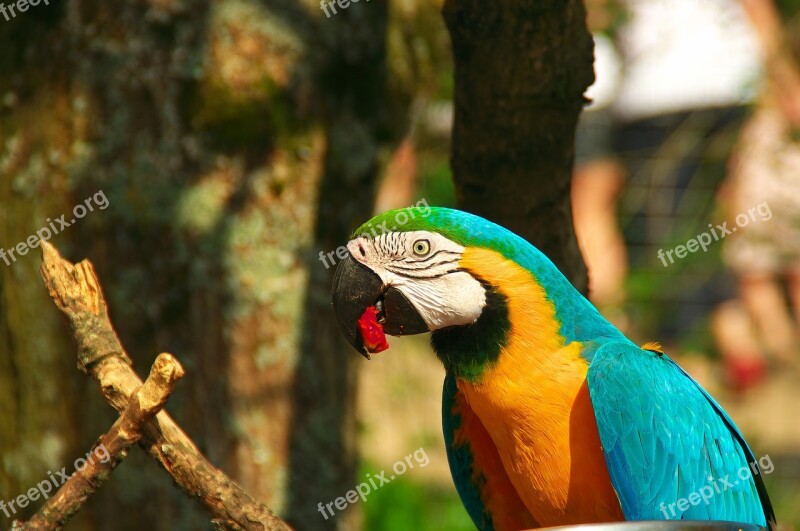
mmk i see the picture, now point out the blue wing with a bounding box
[586,342,775,527]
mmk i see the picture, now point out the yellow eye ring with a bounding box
[412,239,430,256]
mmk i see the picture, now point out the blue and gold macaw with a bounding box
[331,207,775,530]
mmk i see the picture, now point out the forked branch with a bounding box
[13,242,291,531]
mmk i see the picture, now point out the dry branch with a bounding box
[30,241,291,531]
[13,353,185,530]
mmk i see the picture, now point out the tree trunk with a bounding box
[0,1,388,529]
[443,0,594,289]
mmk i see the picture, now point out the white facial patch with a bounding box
[347,231,487,330]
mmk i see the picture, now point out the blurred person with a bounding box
[606,0,764,350]
[576,0,762,342]
[714,0,800,389]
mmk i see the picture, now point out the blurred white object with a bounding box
[585,33,623,110]
[613,0,763,120]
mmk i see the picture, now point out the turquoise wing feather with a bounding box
[587,342,775,527]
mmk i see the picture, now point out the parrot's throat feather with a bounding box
[430,283,509,382]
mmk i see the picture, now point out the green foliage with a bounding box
[362,472,474,531]
[764,472,800,528]
[418,157,456,208]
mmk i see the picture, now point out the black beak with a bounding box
[331,253,429,357]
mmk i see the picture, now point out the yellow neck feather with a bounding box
[456,248,621,524]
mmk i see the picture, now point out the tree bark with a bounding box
[443,0,594,289]
[0,0,388,529]
[284,2,390,529]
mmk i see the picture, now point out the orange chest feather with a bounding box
[457,249,623,526]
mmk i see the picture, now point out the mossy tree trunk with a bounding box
[0,0,388,529]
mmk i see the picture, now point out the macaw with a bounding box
[330,207,776,531]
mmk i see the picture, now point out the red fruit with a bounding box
[358,306,389,356]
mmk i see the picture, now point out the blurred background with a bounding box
[1,0,799,530]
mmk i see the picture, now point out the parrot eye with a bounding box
[412,239,431,256]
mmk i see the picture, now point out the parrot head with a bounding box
[331,206,613,379]
[332,207,494,350]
